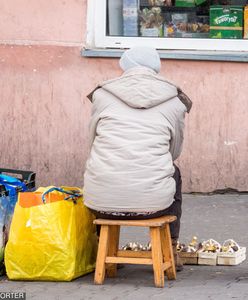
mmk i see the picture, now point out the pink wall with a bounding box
[0,0,86,43]
[0,0,247,192]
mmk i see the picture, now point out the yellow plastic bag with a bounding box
[5,186,98,281]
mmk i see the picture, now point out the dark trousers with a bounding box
[92,165,182,239]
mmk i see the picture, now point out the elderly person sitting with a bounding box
[84,47,192,271]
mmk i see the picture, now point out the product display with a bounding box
[195,0,207,5]
[198,238,221,253]
[164,11,210,38]
[244,5,248,38]
[175,0,196,7]
[210,5,244,39]
[122,242,152,251]
[140,7,164,36]
[108,0,247,40]
[149,0,172,6]
[123,0,139,36]
[177,236,199,264]
[218,239,246,265]
[177,237,246,266]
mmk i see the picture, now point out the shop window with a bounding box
[89,0,248,51]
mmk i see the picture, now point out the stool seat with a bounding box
[93,215,177,288]
[94,215,177,227]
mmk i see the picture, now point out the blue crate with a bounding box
[0,168,36,191]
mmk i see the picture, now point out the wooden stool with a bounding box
[93,215,177,288]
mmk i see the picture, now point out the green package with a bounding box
[175,0,195,7]
[176,0,206,5]
[210,6,243,39]
[195,0,207,5]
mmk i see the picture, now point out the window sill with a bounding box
[81,48,248,62]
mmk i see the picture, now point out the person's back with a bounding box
[84,66,187,213]
[84,47,192,270]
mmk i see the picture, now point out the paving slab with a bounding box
[1,194,248,300]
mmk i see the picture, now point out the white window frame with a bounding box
[87,0,248,52]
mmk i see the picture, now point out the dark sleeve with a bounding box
[177,88,192,113]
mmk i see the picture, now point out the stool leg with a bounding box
[150,227,164,288]
[94,225,109,285]
[106,225,120,278]
[162,224,176,280]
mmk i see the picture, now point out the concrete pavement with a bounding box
[1,194,248,300]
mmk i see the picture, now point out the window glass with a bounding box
[107,0,248,40]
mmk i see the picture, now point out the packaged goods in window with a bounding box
[149,0,172,6]
[164,11,208,38]
[164,13,190,37]
[123,0,139,36]
[244,6,248,38]
[181,15,210,38]
[194,0,207,5]
[176,0,207,6]
[172,13,189,36]
[140,0,172,6]
[175,0,195,7]
[140,7,164,36]
[210,6,243,39]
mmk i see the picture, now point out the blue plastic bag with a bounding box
[0,174,34,275]
[0,175,27,233]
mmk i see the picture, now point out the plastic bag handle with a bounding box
[41,187,83,204]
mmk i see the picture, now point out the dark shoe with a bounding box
[117,264,125,270]
[176,255,184,272]
[172,238,184,272]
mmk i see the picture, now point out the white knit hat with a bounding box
[119,46,161,73]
